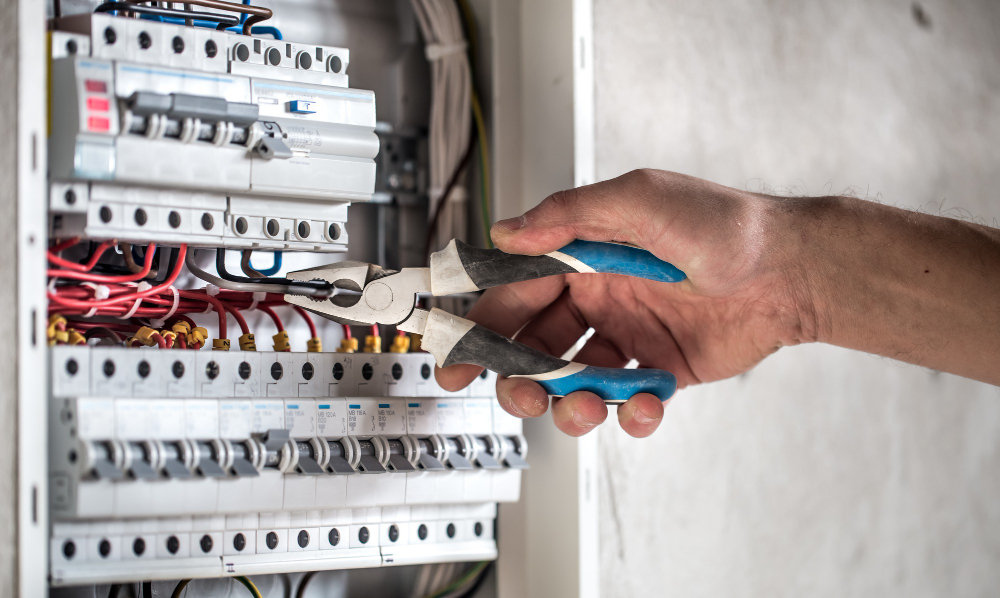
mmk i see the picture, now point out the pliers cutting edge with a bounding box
[284,239,686,405]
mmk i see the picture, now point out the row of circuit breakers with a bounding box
[45,13,524,585]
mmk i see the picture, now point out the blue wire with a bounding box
[253,251,283,276]
[241,0,250,25]
[226,25,282,39]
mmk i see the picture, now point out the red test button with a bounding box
[88,116,111,132]
[85,80,108,93]
[87,97,110,112]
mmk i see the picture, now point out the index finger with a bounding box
[435,274,566,391]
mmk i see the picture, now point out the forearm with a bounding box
[779,195,1000,384]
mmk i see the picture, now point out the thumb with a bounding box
[490,170,657,256]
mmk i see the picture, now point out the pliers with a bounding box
[284,239,687,405]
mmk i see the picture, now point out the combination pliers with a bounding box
[284,239,686,404]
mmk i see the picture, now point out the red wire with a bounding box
[49,237,82,253]
[258,305,284,332]
[46,245,187,309]
[292,306,318,338]
[371,324,379,337]
[47,241,114,272]
[221,301,249,335]
[176,289,228,339]
[343,324,352,339]
[48,243,156,283]
[176,334,187,350]
[150,332,167,349]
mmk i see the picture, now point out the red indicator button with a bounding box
[87,97,110,112]
[85,80,108,93]
[88,116,111,132]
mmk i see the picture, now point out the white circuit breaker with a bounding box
[49,14,378,252]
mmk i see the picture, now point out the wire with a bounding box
[424,562,489,598]
[47,240,114,272]
[292,306,318,338]
[425,132,477,258]
[258,305,284,332]
[48,243,156,284]
[212,249,335,296]
[240,250,265,278]
[170,580,191,598]
[471,90,493,248]
[185,250,329,297]
[235,576,262,598]
[93,2,241,27]
[449,562,492,598]
[254,251,283,276]
[47,245,187,310]
[295,571,317,598]
[122,242,158,278]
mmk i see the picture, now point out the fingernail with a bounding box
[504,394,530,418]
[495,215,525,232]
[633,405,661,424]
[571,410,599,428]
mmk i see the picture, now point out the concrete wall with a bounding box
[592,1,1000,596]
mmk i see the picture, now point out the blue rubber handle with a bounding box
[534,366,677,404]
[555,240,686,283]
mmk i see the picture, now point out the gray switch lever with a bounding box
[417,453,445,471]
[162,459,192,479]
[256,134,293,160]
[387,454,415,472]
[326,441,356,475]
[261,429,290,451]
[93,458,124,481]
[358,455,386,474]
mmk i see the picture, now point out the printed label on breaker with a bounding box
[376,401,406,436]
[252,400,285,433]
[218,400,252,439]
[284,400,317,437]
[76,398,115,439]
[115,399,152,440]
[185,400,219,439]
[347,399,378,436]
[463,399,493,435]
[148,399,186,439]
[406,401,436,436]
[435,402,463,434]
[316,399,347,438]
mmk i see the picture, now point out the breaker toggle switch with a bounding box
[294,441,326,475]
[414,437,446,471]
[160,441,193,479]
[229,441,262,477]
[385,438,417,472]
[193,440,228,478]
[124,441,159,480]
[500,436,530,469]
[442,436,474,471]
[356,438,387,474]
[467,435,503,470]
[326,439,357,475]
[254,122,293,160]
[83,440,126,481]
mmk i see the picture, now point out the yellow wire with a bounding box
[236,576,263,598]
[471,89,493,248]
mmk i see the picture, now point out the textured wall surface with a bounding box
[592,1,1000,596]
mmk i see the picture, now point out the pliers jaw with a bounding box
[284,264,431,328]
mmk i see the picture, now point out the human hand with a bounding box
[436,169,817,437]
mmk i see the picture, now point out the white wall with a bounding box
[592,1,1000,596]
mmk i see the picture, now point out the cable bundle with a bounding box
[410,0,473,254]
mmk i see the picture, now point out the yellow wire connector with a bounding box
[337,337,358,353]
[67,330,87,346]
[213,338,231,351]
[47,314,67,345]
[134,326,159,347]
[272,331,290,352]
[389,334,411,354]
[307,337,322,352]
[238,333,257,351]
[188,326,209,347]
[363,334,382,354]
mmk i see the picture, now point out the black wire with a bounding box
[141,581,152,598]
[214,249,334,293]
[93,2,241,27]
[107,584,121,598]
[53,0,62,18]
[424,130,478,260]
[455,562,492,598]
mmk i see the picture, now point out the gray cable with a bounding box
[185,249,335,298]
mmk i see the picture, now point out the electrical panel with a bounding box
[44,5,520,592]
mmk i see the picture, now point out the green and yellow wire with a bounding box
[457,0,493,248]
